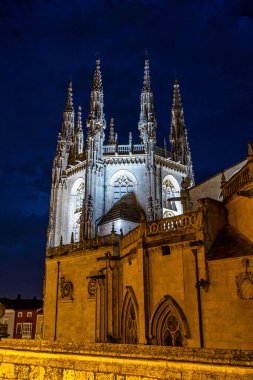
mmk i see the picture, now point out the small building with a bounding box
[0,297,43,340]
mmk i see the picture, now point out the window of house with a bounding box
[22,322,32,339]
[27,312,32,318]
[75,183,84,212]
[16,323,22,335]
[162,180,178,211]
[113,176,134,204]
[17,312,23,317]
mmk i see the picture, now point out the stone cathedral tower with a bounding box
[47,59,193,247]
[44,60,253,348]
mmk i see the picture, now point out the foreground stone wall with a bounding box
[0,339,252,380]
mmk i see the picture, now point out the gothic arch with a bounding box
[68,178,85,243]
[149,295,190,347]
[110,170,137,186]
[162,175,182,215]
[109,170,137,206]
[121,286,139,344]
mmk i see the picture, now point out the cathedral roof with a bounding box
[207,225,253,261]
[98,201,142,226]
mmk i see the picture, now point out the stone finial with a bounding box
[221,171,226,185]
[247,142,253,161]
[65,81,74,112]
[109,118,115,145]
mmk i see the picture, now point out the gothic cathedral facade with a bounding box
[43,60,253,349]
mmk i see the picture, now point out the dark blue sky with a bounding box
[0,0,252,298]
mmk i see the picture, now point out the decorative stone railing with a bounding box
[222,160,253,200]
[146,212,199,236]
[103,144,145,155]
[120,212,199,249]
[46,234,120,257]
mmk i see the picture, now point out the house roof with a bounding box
[207,225,253,261]
[99,201,142,225]
[0,298,43,311]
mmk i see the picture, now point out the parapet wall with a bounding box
[0,339,252,380]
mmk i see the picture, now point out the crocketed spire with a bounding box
[138,59,157,143]
[170,80,194,182]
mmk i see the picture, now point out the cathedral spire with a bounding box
[143,59,151,92]
[87,59,106,134]
[75,105,84,155]
[170,80,193,182]
[138,59,157,143]
[61,81,75,142]
[65,81,74,112]
[108,117,115,145]
[92,59,103,92]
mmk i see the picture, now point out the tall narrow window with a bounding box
[162,180,178,211]
[75,183,84,212]
[125,300,138,344]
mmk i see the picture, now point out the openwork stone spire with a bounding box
[108,117,115,145]
[170,80,193,180]
[87,59,106,137]
[61,81,75,141]
[138,60,157,144]
[65,81,74,112]
[75,105,84,155]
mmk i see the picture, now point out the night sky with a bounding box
[0,0,252,299]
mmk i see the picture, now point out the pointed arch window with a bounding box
[161,312,183,346]
[150,295,190,347]
[162,180,178,211]
[114,176,134,204]
[75,183,84,212]
[125,301,138,344]
[122,287,138,344]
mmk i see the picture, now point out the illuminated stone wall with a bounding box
[0,339,252,380]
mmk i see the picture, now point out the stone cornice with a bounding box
[66,161,85,177]
[103,155,145,166]
[155,154,187,173]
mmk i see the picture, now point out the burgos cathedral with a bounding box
[44,60,253,349]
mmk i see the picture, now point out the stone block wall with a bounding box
[0,339,252,380]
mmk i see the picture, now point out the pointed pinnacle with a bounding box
[173,80,182,109]
[65,81,74,111]
[143,59,151,92]
[109,117,115,144]
[92,59,103,91]
[76,105,83,132]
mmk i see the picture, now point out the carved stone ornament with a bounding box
[60,276,74,301]
[88,280,96,297]
[236,259,253,300]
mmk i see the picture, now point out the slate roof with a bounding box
[207,225,253,261]
[99,201,142,225]
[0,298,43,310]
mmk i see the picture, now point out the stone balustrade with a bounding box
[46,234,120,257]
[222,160,253,200]
[146,212,198,236]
